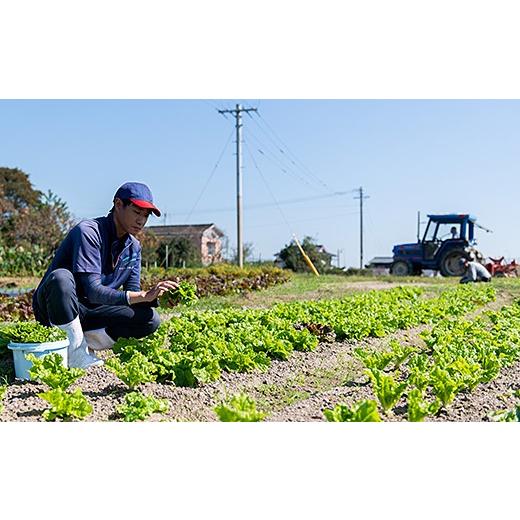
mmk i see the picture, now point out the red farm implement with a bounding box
[485,257,519,278]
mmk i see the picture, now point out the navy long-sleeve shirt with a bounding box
[35,213,142,308]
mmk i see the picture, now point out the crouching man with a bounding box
[32,182,178,369]
[459,257,492,284]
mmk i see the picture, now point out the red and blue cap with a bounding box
[113,182,161,217]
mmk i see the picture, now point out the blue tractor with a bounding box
[390,214,485,277]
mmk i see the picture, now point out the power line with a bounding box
[245,210,360,229]
[201,100,221,112]
[247,192,351,209]
[244,126,316,189]
[252,111,338,194]
[248,112,330,193]
[172,192,353,217]
[183,125,235,224]
[243,140,294,235]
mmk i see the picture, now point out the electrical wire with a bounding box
[172,192,353,217]
[245,210,360,229]
[183,125,235,225]
[243,140,295,235]
[248,114,329,193]
[252,110,338,194]
[244,127,316,189]
[201,100,221,112]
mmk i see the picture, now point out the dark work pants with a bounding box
[33,269,161,341]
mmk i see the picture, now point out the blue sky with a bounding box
[1,99,519,268]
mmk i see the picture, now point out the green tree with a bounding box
[135,229,160,267]
[2,190,73,252]
[0,167,74,275]
[231,242,255,264]
[158,237,201,268]
[0,167,41,221]
[276,236,333,273]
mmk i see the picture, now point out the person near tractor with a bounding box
[450,226,458,239]
[32,182,178,369]
[459,257,492,284]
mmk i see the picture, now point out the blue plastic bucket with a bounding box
[7,339,69,380]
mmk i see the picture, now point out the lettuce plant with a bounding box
[388,340,416,368]
[117,391,169,422]
[159,282,198,308]
[0,321,66,344]
[39,387,92,421]
[406,388,440,422]
[407,354,431,391]
[105,352,157,389]
[27,353,84,390]
[366,368,407,412]
[488,405,520,422]
[323,399,381,422]
[214,393,265,422]
[354,348,394,371]
[430,367,459,407]
[0,384,6,414]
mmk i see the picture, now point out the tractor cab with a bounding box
[391,214,482,277]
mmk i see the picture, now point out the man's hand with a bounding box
[127,280,179,305]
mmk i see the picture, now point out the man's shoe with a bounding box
[69,344,104,369]
[84,328,115,351]
[54,316,104,369]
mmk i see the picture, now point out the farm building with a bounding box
[145,223,225,266]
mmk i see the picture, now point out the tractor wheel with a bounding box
[439,250,467,277]
[390,260,411,276]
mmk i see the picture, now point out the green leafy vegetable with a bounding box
[116,391,169,422]
[214,393,266,422]
[354,348,394,371]
[489,406,520,422]
[105,352,157,389]
[0,321,66,344]
[388,339,416,368]
[39,387,92,421]
[27,353,84,389]
[323,399,381,422]
[366,368,407,412]
[407,354,431,391]
[430,367,459,407]
[159,282,198,308]
[406,388,440,422]
[0,384,6,414]
[108,284,497,391]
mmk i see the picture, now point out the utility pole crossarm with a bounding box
[218,107,258,116]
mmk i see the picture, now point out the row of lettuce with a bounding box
[324,293,520,422]
[1,284,493,421]
[107,284,496,390]
[3,283,517,421]
[212,287,520,423]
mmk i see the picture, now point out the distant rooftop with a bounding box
[145,223,224,238]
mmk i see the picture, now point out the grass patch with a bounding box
[253,354,357,414]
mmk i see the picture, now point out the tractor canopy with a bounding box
[426,214,477,242]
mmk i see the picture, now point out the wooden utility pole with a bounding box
[354,187,369,269]
[218,104,257,267]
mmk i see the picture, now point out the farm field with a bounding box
[2,274,520,422]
